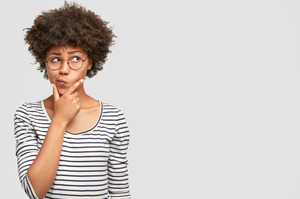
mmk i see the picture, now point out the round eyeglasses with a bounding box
[45,56,89,70]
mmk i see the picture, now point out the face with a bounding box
[45,45,92,95]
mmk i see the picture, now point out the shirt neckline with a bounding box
[41,100,103,135]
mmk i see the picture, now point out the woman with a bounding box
[14,2,130,199]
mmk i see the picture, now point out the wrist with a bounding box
[51,116,68,129]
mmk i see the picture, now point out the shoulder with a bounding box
[100,102,130,136]
[14,101,42,119]
[102,102,123,113]
[101,102,127,120]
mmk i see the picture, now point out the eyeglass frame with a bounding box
[45,55,89,71]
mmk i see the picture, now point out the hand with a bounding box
[52,79,83,126]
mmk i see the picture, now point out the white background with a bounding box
[1,0,300,198]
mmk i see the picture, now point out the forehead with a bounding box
[46,45,86,56]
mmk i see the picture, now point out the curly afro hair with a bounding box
[24,2,115,79]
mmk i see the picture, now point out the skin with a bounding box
[27,45,100,199]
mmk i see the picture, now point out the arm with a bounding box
[15,80,83,199]
[14,108,39,199]
[108,109,131,198]
[26,117,67,198]
[15,113,67,199]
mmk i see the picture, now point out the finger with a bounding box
[52,84,60,101]
[65,79,83,95]
[70,91,79,99]
[74,97,80,103]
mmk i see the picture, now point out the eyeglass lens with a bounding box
[46,56,85,70]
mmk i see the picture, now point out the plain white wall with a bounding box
[1,0,300,198]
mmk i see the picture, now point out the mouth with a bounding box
[57,79,67,86]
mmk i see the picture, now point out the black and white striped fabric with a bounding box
[14,101,130,199]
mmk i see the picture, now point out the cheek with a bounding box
[77,69,89,80]
[47,72,55,83]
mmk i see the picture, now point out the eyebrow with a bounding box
[48,51,83,56]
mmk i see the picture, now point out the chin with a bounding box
[57,88,67,96]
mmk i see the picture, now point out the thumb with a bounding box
[52,84,59,101]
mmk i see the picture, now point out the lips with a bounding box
[57,79,67,85]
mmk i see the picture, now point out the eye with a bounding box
[49,57,60,63]
[70,56,82,63]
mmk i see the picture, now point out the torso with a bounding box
[43,96,101,134]
[15,101,130,198]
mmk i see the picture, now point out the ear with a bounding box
[87,59,93,70]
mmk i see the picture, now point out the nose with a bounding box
[59,60,70,75]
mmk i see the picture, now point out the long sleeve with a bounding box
[108,109,131,198]
[14,104,39,199]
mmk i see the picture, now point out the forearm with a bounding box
[27,117,67,199]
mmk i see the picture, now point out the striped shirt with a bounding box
[14,101,130,199]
